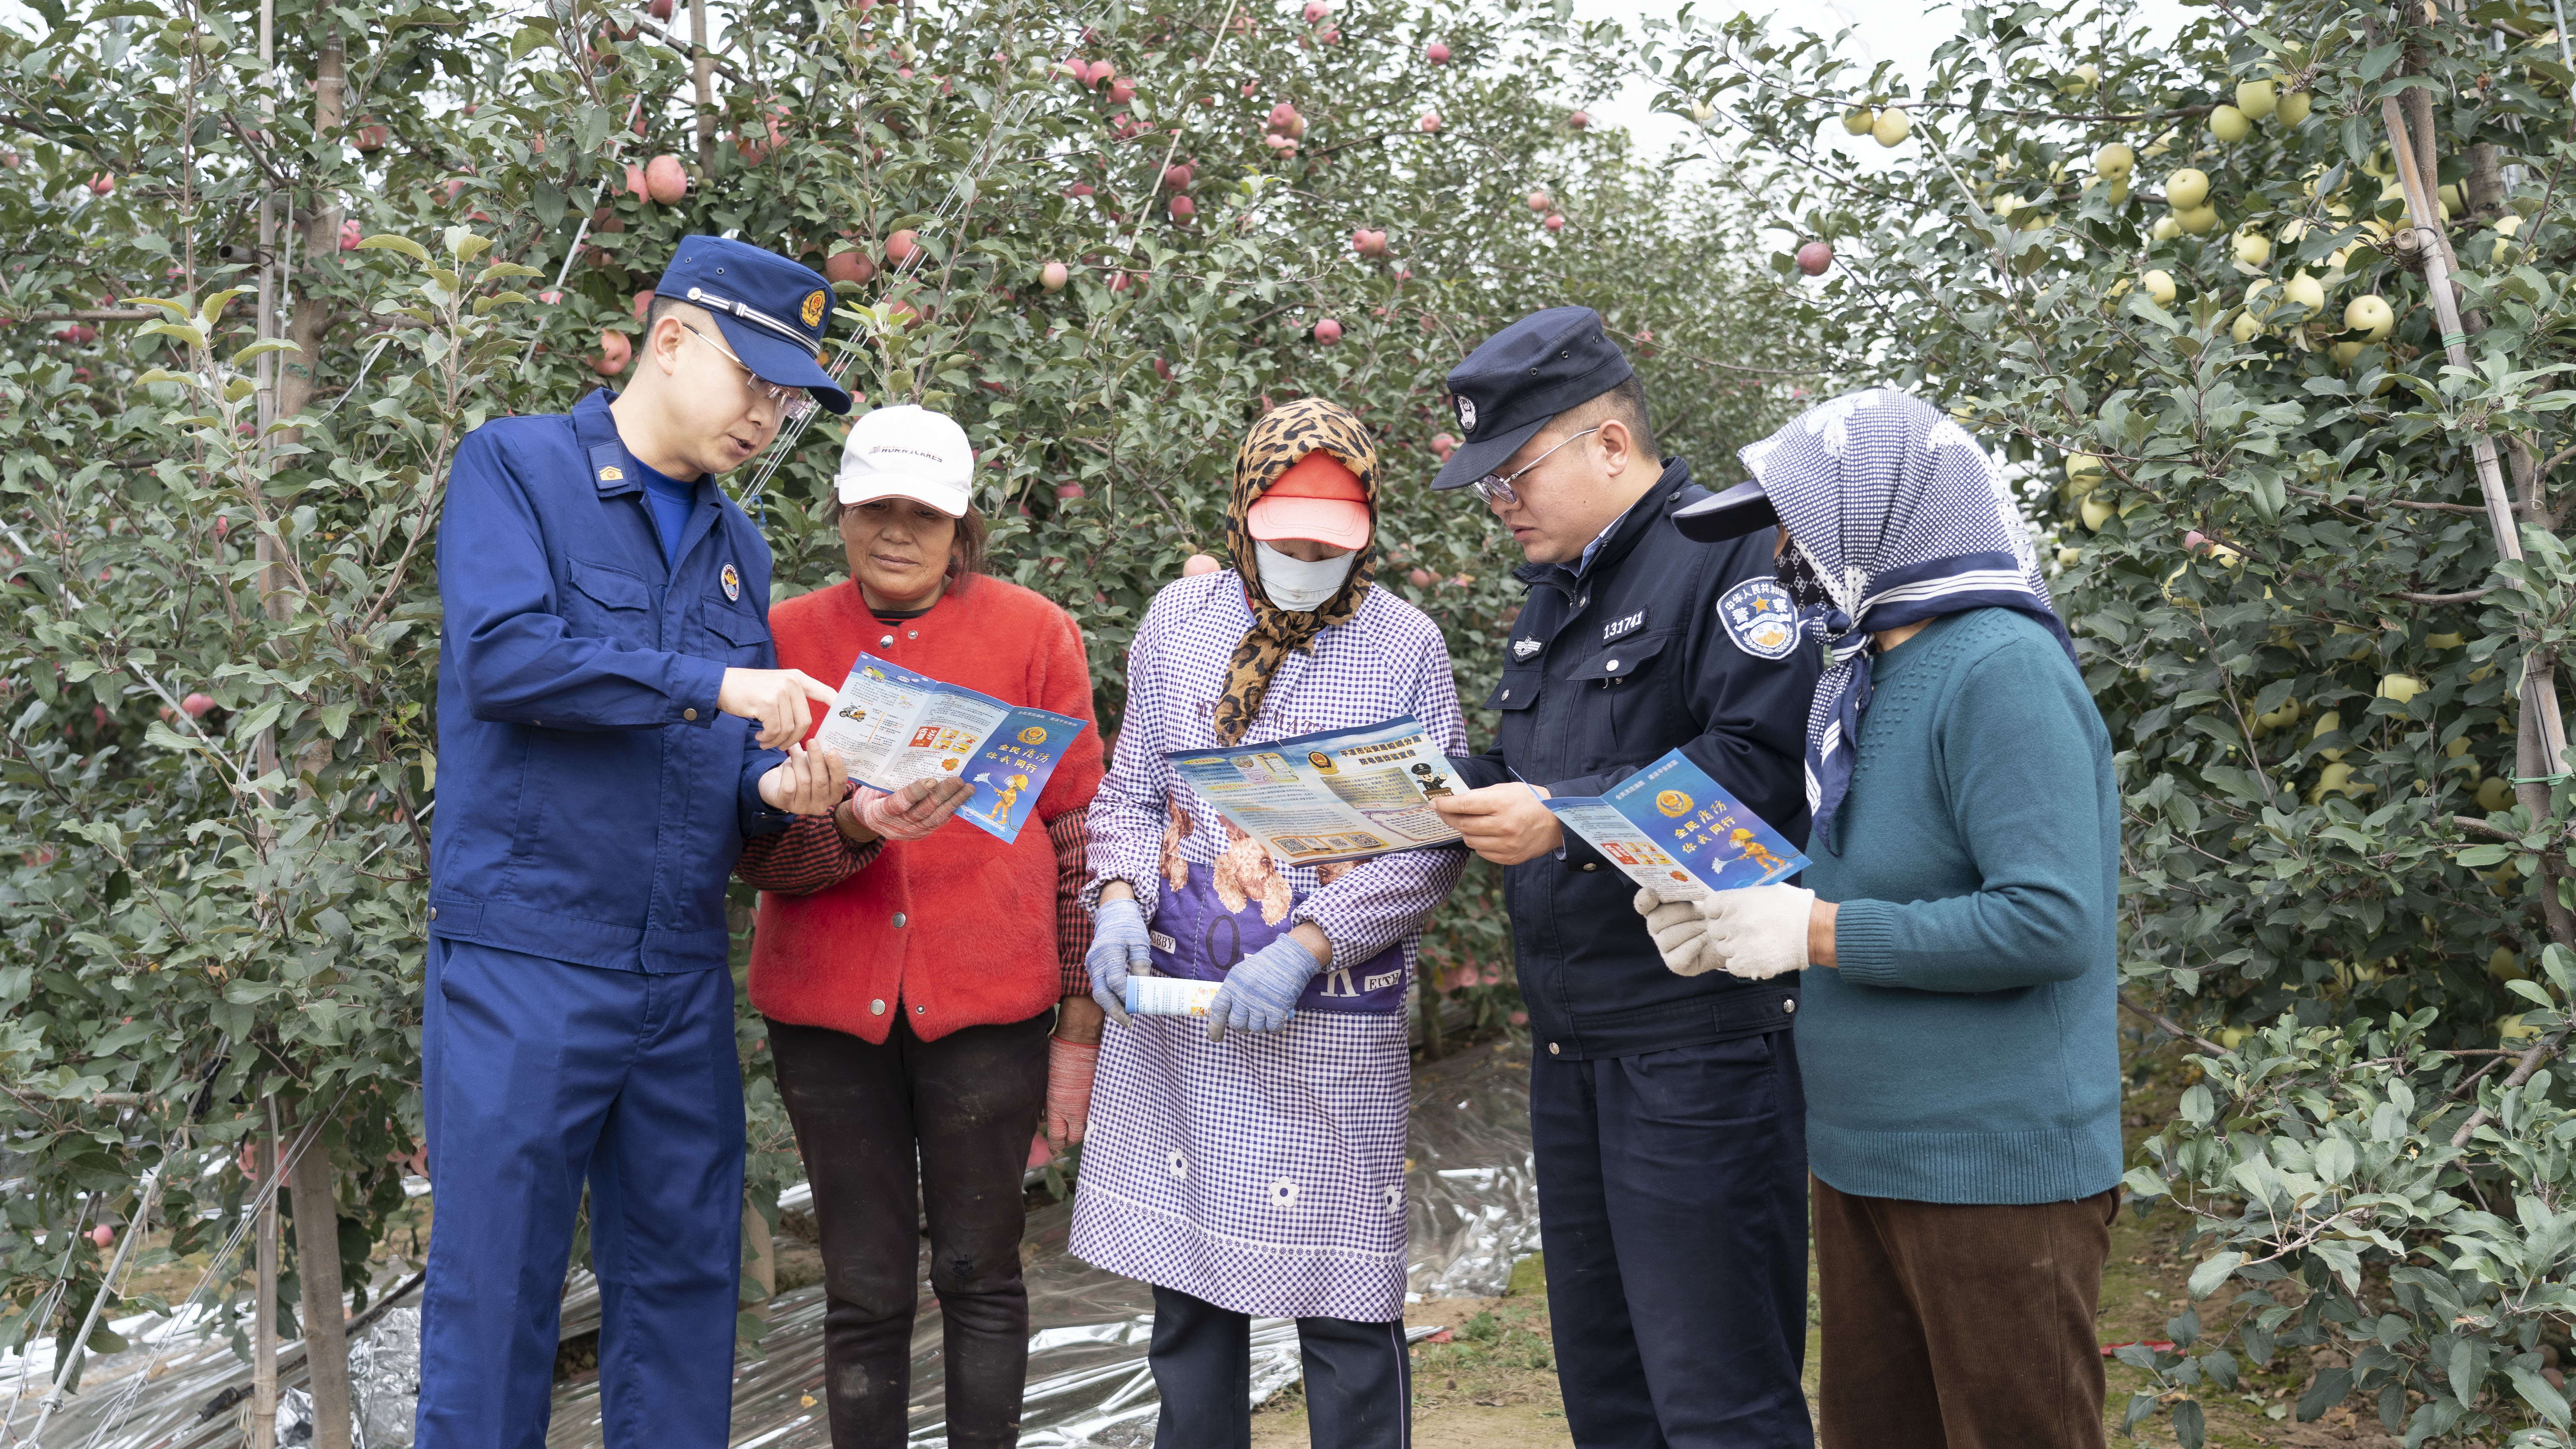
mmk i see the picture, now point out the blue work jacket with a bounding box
[1451,458,1820,1059]
[428,388,794,973]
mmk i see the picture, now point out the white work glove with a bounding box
[1633,888,1720,976]
[1696,882,1816,980]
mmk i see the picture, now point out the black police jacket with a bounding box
[1450,459,1820,1060]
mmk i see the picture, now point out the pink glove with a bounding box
[1046,1036,1098,1150]
[855,784,952,841]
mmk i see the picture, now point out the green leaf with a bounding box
[2298,1367,2354,1421]
[2187,1252,2241,1300]
[2509,1364,2572,1428]
[227,338,302,367]
[356,234,432,262]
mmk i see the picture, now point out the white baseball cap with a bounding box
[834,404,976,516]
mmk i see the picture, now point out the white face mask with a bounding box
[1253,540,1357,612]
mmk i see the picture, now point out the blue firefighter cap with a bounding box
[652,236,854,415]
[1430,305,1635,491]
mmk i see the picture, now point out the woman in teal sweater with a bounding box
[1660,389,2123,1448]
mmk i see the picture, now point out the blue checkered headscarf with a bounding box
[1741,388,2074,853]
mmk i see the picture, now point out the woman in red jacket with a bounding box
[736,404,1106,1449]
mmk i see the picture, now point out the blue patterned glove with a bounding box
[1208,934,1322,1042]
[1087,896,1152,1026]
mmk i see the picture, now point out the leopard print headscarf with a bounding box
[1212,397,1380,745]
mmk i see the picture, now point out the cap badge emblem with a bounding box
[801,290,827,327]
[1456,396,1477,433]
[597,466,624,482]
[721,564,741,602]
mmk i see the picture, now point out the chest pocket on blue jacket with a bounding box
[564,557,655,646]
[1484,667,1543,713]
[696,597,772,664]
[1570,631,1675,750]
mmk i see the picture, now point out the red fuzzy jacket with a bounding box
[740,575,1104,1042]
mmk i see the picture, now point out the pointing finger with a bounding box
[790,670,838,705]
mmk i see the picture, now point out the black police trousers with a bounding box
[1149,1284,1413,1449]
[1533,1029,1814,1447]
[767,1010,1051,1449]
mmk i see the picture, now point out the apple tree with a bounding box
[0,0,1810,1429]
[1650,0,2576,1438]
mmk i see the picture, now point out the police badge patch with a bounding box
[1716,578,1799,660]
[720,564,741,602]
[1511,638,1541,660]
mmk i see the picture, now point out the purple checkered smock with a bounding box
[1072,570,1469,1323]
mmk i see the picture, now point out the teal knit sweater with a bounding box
[1798,607,2123,1205]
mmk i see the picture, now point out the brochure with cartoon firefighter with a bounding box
[1543,749,1808,899]
[811,652,1088,844]
[1166,715,1466,866]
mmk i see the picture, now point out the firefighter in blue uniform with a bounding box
[1427,309,1822,1447]
[420,237,864,1448]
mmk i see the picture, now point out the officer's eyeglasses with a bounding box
[679,323,817,422]
[1470,426,1601,508]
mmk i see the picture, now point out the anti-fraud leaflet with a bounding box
[1166,716,1465,866]
[1543,749,1808,900]
[810,652,1087,845]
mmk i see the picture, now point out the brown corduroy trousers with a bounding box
[1812,1176,2121,1449]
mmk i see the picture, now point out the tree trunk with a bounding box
[692,0,715,171]
[275,28,344,436]
[289,1107,354,1449]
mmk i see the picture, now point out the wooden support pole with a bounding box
[289,1106,354,1449]
[2383,94,2576,946]
[250,1102,281,1449]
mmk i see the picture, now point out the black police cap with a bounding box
[1430,306,1634,491]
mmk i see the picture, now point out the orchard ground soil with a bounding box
[79,1039,2434,1442]
[1249,1037,2403,1449]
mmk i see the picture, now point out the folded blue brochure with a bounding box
[1541,748,1807,897]
[810,652,1087,844]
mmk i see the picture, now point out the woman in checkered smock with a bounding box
[1075,400,1468,1449]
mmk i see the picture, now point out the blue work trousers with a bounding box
[415,939,747,1449]
[1532,1030,1813,1449]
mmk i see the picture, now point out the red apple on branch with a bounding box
[182,693,216,717]
[1314,318,1343,344]
[884,229,921,265]
[595,330,632,376]
[1526,189,1550,211]
[644,154,688,204]
[825,248,877,284]
[1543,213,1566,232]
[1795,239,1833,275]
[1417,112,1442,133]
[1424,39,1450,63]
[1567,110,1590,130]
[1040,260,1069,291]
[1168,194,1195,222]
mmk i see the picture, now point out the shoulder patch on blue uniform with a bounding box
[1716,578,1800,661]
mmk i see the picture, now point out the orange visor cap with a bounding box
[1246,451,1373,550]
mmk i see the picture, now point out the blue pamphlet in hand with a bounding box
[811,652,1087,844]
[1542,749,1808,898]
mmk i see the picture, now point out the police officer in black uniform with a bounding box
[1427,308,1820,1447]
